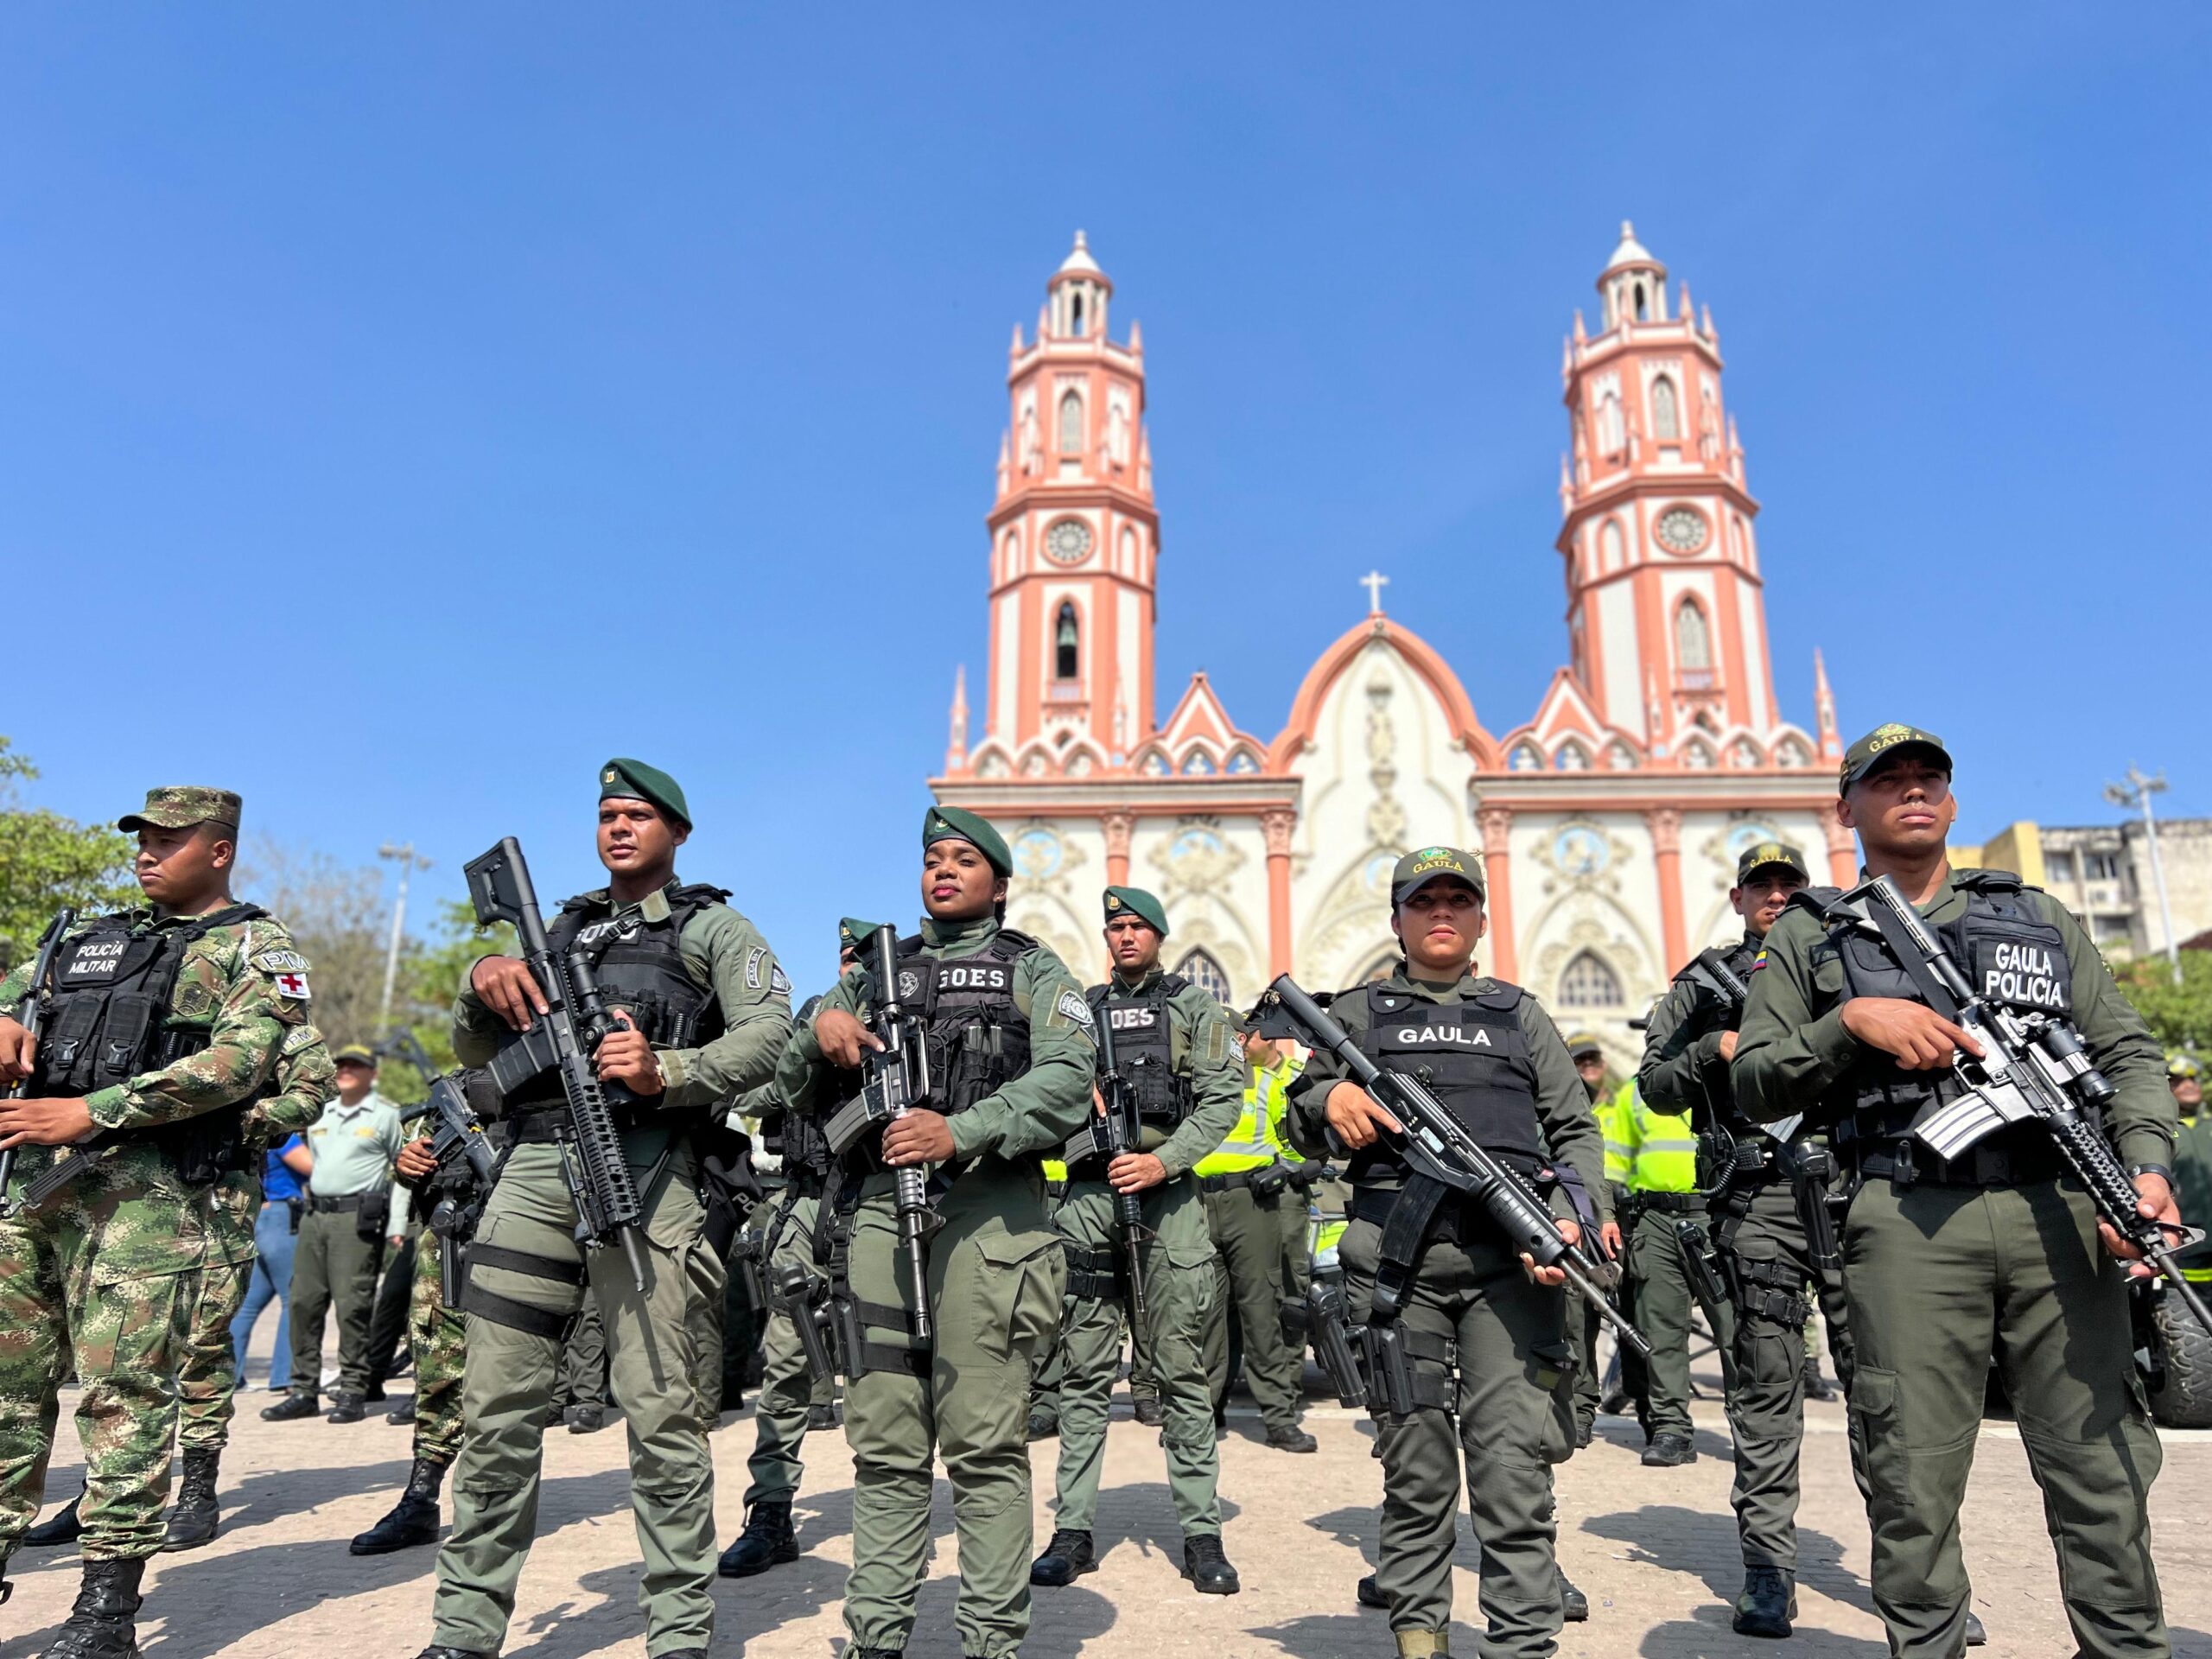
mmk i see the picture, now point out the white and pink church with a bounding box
[931,225,1853,1065]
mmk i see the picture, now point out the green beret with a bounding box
[839,917,890,955]
[1102,886,1169,938]
[600,757,690,828]
[922,804,1012,877]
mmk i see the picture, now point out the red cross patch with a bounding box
[274,971,311,1000]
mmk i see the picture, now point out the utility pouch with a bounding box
[286,1197,304,1236]
[1249,1163,1289,1201]
[356,1188,391,1243]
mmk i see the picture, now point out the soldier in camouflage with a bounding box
[0,786,321,1659]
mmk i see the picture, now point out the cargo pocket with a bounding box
[1848,1363,1906,1501]
[973,1228,1065,1370]
[1529,1337,1580,1465]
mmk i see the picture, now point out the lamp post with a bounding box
[377,842,434,1034]
[2103,766,2179,983]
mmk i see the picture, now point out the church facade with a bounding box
[931,226,1852,1068]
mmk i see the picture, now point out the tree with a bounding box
[238,839,405,1055]
[2113,950,2212,1058]
[0,738,137,972]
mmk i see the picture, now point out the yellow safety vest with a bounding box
[1196,1053,1297,1178]
[1620,1081,1699,1195]
[1595,1077,1633,1188]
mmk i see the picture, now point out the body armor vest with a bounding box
[1815,872,2078,1141]
[504,883,729,1114]
[884,927,1037,1117]
[1088,974,1194,1129]
[29,904,270,1180]
[1675,937,1762,1134]
[1350,982,1547,1184]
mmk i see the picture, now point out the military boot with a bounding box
[24,1491,85,1548]
[326,1391,366,1424]
[411,1648,494,1659]
[1801,1356,1836,1402]
[1180,1533,1239,1595]
[386,1395,417,1426]
[716,1498,798,1578]
[806,1400,842,1430]
[1356,1573,1387,1609]
[1263,1423,1318,1453]
[1024,1404,1058,1442]
[1640,1430,1696,1466]
[260,1392,319,1421]
[1131,1394,1165,1427]
[1028,1528,1096,1586]
[350,1459,446,1554]
[1560,1572,1588,1622]
[41,1557,144,1659]
[565,1404,605,1434]
[160,1449,221,1551]
[1732,1566,1796,1637]
[1967,1611,1987,1645]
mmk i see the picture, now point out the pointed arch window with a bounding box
[1600,518,1624,571]
[1558,951,1623,1009]
[1675,598,1712,671]
[1650,376,1681,442]
[1058,390,1084,455]
[1596,394,1624,456]
[1176,948,1232,1005]
[1054,602,1080,680]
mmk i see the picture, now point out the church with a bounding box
[931,226,1852,1067]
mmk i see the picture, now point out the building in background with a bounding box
[931,226,1855,1069]
[1957,818,2212,957]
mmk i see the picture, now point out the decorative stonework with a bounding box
[1364,671,1408,850]
[1531,818,1633,898]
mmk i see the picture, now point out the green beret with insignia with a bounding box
[923,804,1012,877]
[838,917,889,955]
[600,757,690,828]
[1838,723,1952,795]
[119,785,242,834]
[1102,886,1170,938]
[1735,839,1811,886]
[334,1044,378,1068]
[1564,1030,1605,1061]
[1389,845,1484,907]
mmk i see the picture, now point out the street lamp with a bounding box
[2103,766,2180,983]
[377,841,435,1035]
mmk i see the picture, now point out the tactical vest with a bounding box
[877,927,1038,1117]
[1350,981,1546,1183]
[1673,937,1762,1133]
[29,904,270,1179]
[1813,871,2079,1141]
[1088,973,1195,1129]
[503,883,730,1113]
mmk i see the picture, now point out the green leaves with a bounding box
[0,737,137,973]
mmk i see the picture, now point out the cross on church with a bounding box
[1361,569,1389,613]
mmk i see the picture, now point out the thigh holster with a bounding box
[817,1183,930,1382]
[1059,1242,1122,1305]
[1358,1321,1454,1417]
[1730,1252,1811,1332]
[461,1243,584,1341]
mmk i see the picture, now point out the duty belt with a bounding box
[305,1192,370,1214]
[1856,1134,2065,1190]
[1199,1166,1287,1198]
[1351,1184,1546,1248]
[1629,1191,1706,1215]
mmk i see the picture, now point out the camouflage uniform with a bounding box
[407,1224,467,1465]
[0,902,315,1568]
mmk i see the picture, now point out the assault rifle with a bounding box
[415,1070,500,1306]
[1260,975,1651,1358]
[1061,1001,1150,1324]
[0,909,77,1217]
[1834,873,2212,1333]
[463,836,651,1291]
[822,925,940,1343]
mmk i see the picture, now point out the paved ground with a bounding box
[9,1353,2211,1657]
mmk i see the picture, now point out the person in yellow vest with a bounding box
[2171,1056,2212,1292]
[1195,1021,1318,1452]
[1025,1154,1072,1442]
[1618,1076,1737,1465]
[1261,1039,1319,1351]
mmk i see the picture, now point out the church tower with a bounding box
[1556,223,1791,767]
[979,232,1160,766]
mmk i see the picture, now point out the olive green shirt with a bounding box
[1093,964,1246,1181]
[1282,966,1611,1222]
[779,913,1095,1164]
[1732,868,2175,1168]
[453,880,792,1112]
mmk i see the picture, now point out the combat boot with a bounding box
[326,1391,365,1424]
[1559,1572,1588,1622]
[1180,1533,1239,1595]
[260,1392,319,1421]
[411,1648,494,1659]
[1131,1394,1165,1427]
[1801,1356,1836,1402]
[386,1395,417,1426]
[1640,1430,1696,1466]
[1024,1405,1058,1442]
[1732,1565,1796,1637]
[1357,1573,1386,1609]
[41,1557,144,1659]
[160,1449,221,1551]
[716,1498,798,1578]
[24,1491,85,1548]
[565,1404,605,1434]
[1967,1611,1987,1645]
[1264,1423,1318,1453]
[806,1400,842,1431]
[1028,1528,1096,1586]
[350,1459,446,1554]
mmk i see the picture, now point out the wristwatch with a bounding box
[2128,1162,2175,1185]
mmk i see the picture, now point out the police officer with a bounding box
[1031,887,1244,1596]
[715,920,859,1581]
[1640,839,1854,1636]
[0,786,323,1659]
[416,760,791,1659]
[1288,846,1608,1659]
[2170,1056,2212,1299]
[264,1044,406,1424]
[1562,1033,1626,1445]
[781,804,1090,1659]
[1736,725,2177,1659]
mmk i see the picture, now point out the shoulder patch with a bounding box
[282,1024,318,1054]
[744,946,766,989]
[255,948,309,975]
[768,964,791,996]
[1056,988,1096,1031]
[1748,949,1769,974]
[270,969,311,1000]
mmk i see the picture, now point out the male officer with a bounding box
[264,1045,406,1423]
[1289,846,1608,1659]
[715,920,859,1581]
[781,804,1090,1659]
[0,786,319,1659]
[416,760,791,1659]
[1563,1032,1625,1446]
[1737,725,2177,1659]
[1031,887,1244,1595]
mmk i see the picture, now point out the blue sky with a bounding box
[4,7,2205,989]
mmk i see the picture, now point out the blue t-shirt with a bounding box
[263,1135,307,1204]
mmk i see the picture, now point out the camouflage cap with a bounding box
[118,785,242,834]
[2170,1054,2202,1081]
[1389,844,1484,906]
[1103,886,1170,938]
[333,1043,378,1068]
[600,757,690,828]
[1735,839,1811,886]
[1564,1029,1606,1060]
[923,804,1013,877]
[1839,723,1953,795]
